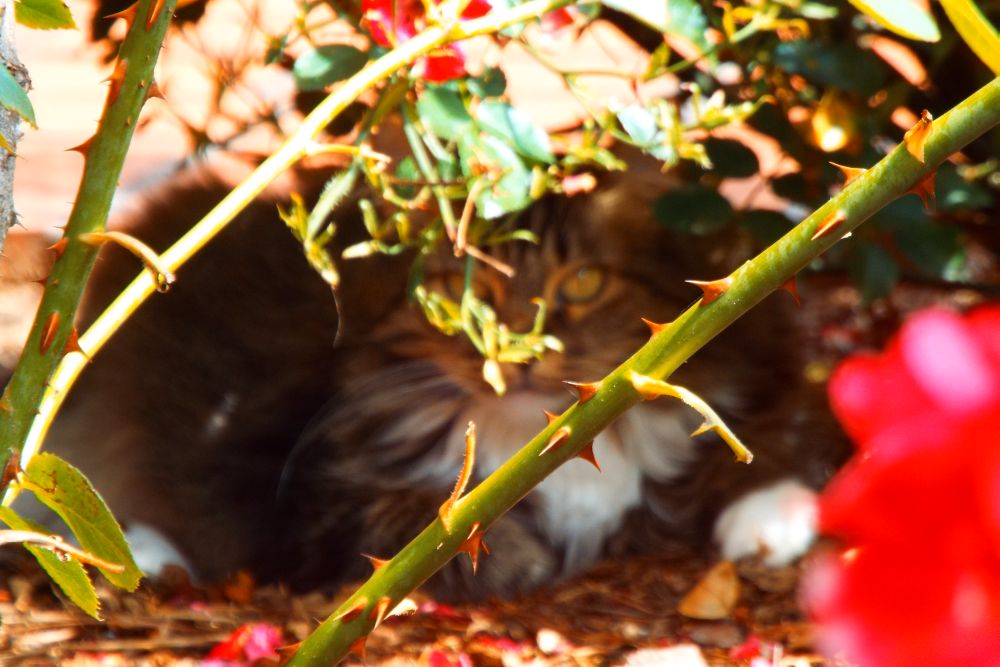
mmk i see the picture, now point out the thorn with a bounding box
[830,162,866,185]
[686,276,734,306]
[563,380,600,404]
[542,410,558,424]
[439,421,476,533]
[902,109,933,163]
[333,597,368,623]
[361,553,388,572]
[349,635,367,665]
[31,276,49,287]
[368,596,392,629]
[540,425,571,455]
[811,209,848,241]
[908,170,936,210]
[782,277,801,305]
[63,327,90,361]
[641,317,669,336]
[1,448,20,489]
[66,135,94,158]
[104,59,129,108]
[105,2,138,30]
[147,79,165,101]
[576,441,601,471]
[145,0,168,29]
[40,311,60,354]
[458,522,489,575]
[0,395,11,413]
[47,237,68,259]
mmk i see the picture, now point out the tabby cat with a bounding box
[40,156,848,600]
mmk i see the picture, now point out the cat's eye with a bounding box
[558,266,606,304]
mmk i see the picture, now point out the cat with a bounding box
[37,154,849,601]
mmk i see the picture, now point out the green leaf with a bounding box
[458,133,533,219]
[308,165,358,239]
[602,0,710,51]
[617,104,660,146]
[0,507,100,618]
[14,0,76,29]
[703,138,759,178]
[849,242,899,304]
[0,66,35,128]
[467,67,507,98]
[293,45,369,92]
[416,87,473,143]
[772,40,887,97]
[653,184,734,235]
[21,453,142,590]
[939,0,1000,74]
[937,164,994,212]
[476,100,554,164]
[845,0,940,41]
[741,209,792,246]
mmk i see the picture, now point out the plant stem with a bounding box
[286,76,1000,666]
[0,0,177,469]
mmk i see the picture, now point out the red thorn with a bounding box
[349,635,368,665]
[1,448,20,489]
[641,317,669,336]
[105,2,138,30]
[146,79,165,101]
[47,237,68,259]
[105,59,129,108]
[40,312,60,354]
[686,276,734,306]
[66,135,94,158]
[576,442,601,471]
[368,596,392,628]
[145,0,168,29]
[830,162,866,185]
[563,380,600,404]
[908,170,936,210]
[362,553,388,572]
[540,425,571,455]
[782,277,801,305]
[63,327,90,361]
[333,597,368,623]
[542,410,558,424]
[811,209,848,241]
[458,522,489,574]
[903,109,933,163]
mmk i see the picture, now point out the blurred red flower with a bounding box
[361,0,491,82]
[805,306,1000,667]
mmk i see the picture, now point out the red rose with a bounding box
[361,0,491,82]
[805,306,1000,667]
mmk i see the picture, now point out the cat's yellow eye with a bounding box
[558,266,606,304]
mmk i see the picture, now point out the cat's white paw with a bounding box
[125,523,191,577]
[713,479,818,566]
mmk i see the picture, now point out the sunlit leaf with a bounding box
[939,0,1000,74]
[458,133,532,218]
[476,100,554,164]
[0,507,99,618]
[849,242,899,303]
[21,453,142,590]
[416,87,473,142]
[846,0,940,41]
[293,45,369,91]
[602,0,709,50]
[15,0,76,29]
[0,66,35,127]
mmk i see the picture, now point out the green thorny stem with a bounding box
[0,0,577,487]
[0,0,178,465]
[286,77,1000,666]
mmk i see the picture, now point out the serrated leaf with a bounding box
[416,87,473,143]
[849,242,899,304]
[653,184,734,235]
[939,0,1000,74]
[476,100,554,164]
[458,133,532,219]
[21,453,142,590]
[307,165,358,239]
[0,507,100,618]
[15,0,76,29]
[293,45,368,92]
[602,0,709,50]
[846,0,940,41]
[0,66,35,127]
